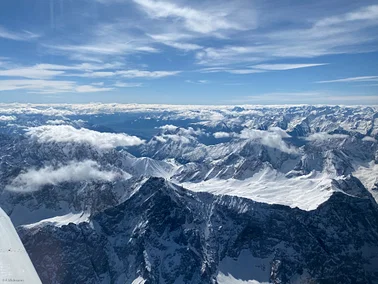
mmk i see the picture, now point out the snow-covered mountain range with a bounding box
[0,104,377,283]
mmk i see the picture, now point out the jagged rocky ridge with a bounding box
[18,178,378,283]
[0,104,377,283]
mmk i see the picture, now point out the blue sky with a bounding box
[0,0,377,104]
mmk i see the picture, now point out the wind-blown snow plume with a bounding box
[6,160,130,192]
[26,125,144,149]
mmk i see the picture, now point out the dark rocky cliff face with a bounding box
[19,177,378,284]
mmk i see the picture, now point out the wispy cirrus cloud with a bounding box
[148,33,202,51]
[226,69,264,75]
[199,66,264,74]
[0,66,65,79]
[36,62,125,71]
[185,80,209,84]
[0,62,118,93]
[197,63,326,75]
[0,62,125,80]
[0,0,377,103]
[66,71,116,78]
[195,46,263,66]
[0,61,179,80]
[65,69,181,79]
[252,63,328,71]
[0,79,112,94]
[75,85,114,93]
[0,79,75,92]
[114,82,143,87]
[0,26,39,41]
[314,4,378,28]
[42,20,159,62]
[116,70,180,78]
[132,0,246,34]
[195,4,378,66]
[46,43,159,56]
[317,76,378,83]
[0,61,179,93]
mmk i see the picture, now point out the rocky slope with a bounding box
[0,104,377,283]
[18,178,378,284]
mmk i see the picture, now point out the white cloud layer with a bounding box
[239,127,296,153]
[26,125,145,149]
[157,134,191,144]
[306,132,349,141]
[213,132,232,138]
[231,92,378,105]
[159,124,178,131]
[6,160,129,192]
[0,115,16,121]
[45,119,68,125]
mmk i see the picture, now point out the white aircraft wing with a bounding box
[0,208,42,284]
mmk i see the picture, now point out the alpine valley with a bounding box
[0,103,378,284]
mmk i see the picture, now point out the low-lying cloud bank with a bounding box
[306,132,349,141]
[153,125,207,144]
[239,127,297,154]
[26,125,144,149]
[45,119,68,125]
[213,132,232,138]
[6,160,130,192]
[0,115,16,121]
[158,124,178,131]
